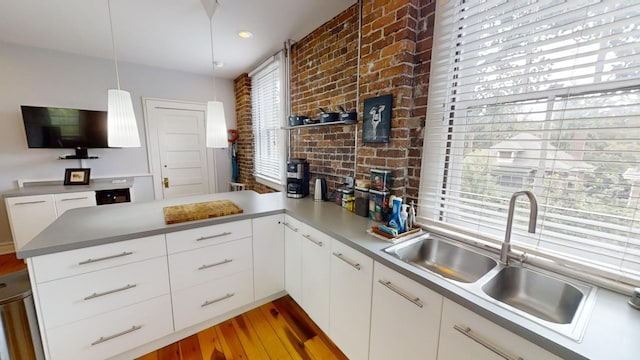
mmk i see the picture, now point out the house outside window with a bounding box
[419,0,640,285]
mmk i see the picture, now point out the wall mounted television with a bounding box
[21,105,109,158]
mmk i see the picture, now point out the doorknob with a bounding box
[163,177,169,188]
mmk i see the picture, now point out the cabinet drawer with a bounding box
[31,235,167,283]
[46,295,173,360]
[172,270,254,331]
[37,257,170,329]
[166,219,252,254]
[5,194,57,250]
[168,237,252,291]
[438,299,562,360]
[54,191,96,215]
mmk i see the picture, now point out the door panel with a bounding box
[154,107,209,199]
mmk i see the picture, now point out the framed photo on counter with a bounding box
[64,168,91,185]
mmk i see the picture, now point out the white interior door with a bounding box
[144,99,214,200]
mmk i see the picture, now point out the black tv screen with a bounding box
[21,105,109,148]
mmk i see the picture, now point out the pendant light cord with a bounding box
[209,13,217,100]
[107,0,121,90]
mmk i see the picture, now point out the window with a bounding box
[419,0,640,284]
[250,53,287,189]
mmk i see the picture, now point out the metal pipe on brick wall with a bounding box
[354,0,362,181]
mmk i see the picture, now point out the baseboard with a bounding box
[0,242,16,255]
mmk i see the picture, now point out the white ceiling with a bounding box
[0,0,355,79]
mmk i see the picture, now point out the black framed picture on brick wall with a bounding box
[363,94,392,143]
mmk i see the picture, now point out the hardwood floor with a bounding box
[0,251,27,276]
[137,296,347,360]
[0,252,345,360]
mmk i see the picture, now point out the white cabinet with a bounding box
[252,214,285,299]
[329,239,373,360]
[369,262,443,360]
[300,225,332,333]
[46,295,173,360]
[5,194,57,250]
[437,299,562,360]
[284,215,303,304]
[28,234,171,360]
[53,191,96,215]
[283,215,331,333]
[172,270,254,331]
[5,191,97,250]
[167,219,254,331]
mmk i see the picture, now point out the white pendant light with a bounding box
[106,0,140,148]
[202,0,228,149]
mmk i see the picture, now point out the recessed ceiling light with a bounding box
[213,61,224,68]
[238,31,253,39]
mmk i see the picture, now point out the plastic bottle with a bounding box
[388,197,404,233]
[409,200,417,230]
[400,204,409,232]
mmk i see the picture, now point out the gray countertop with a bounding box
[2,181,132,198]
[17,191,639,360]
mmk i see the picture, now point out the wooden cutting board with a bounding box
[163,200,243,224]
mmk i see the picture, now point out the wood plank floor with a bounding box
[0,253,346,360]
[137,296,347,360]
[0,252,27,276]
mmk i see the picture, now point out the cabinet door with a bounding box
[370,262,443,360]
[172,270,254,331]
[438,299,562,360]
[166,219,252,254]
[252,214,285,299]
[284,215,303,304]
[46,295,173,360]
[54,191,96,215]
[329,239,373,360]
[300,226,331,333]
[5,194,57,250]
[37,257,170,329]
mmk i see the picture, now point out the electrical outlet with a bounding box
[345,176,354,188]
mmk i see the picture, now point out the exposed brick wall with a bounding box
[290,4,360,192]
[233,0,436,199]
[233,73,277,194]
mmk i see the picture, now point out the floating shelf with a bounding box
[58,156,99,160]
[282,120,356,130]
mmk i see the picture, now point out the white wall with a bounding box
[0,41,236,251]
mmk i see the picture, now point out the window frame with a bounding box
[249,52,288,191]
[418,0,640,286]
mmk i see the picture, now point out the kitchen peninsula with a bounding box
[18,191,640,360]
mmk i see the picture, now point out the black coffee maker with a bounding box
[286,158,310,198]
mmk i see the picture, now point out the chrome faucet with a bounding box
[500,190,538,266]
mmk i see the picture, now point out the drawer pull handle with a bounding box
[197,232,232,241]
[453,324,524,360]
[60,197,89,202]
[283,222,298,232]
[198,258,233,270]
[14,200,47,205]
[78,251,134,265]
[201,293,235,307]
[84,284,137,301]
[332,252,361,270]
[303,234,323,247]
[378,280,423,308]
[91,325,142,346]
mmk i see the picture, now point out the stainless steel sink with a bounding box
[384,235,497,283]
[482,266,584,324]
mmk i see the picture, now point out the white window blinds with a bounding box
[251,56,284,186]
[420,0,640,284]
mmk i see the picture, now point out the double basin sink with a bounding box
[384,234,597,340]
